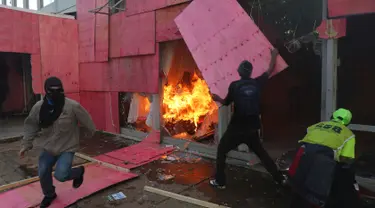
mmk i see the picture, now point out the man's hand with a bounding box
[19,147,29,159]
[267,48,279,75]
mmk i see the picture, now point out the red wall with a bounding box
[76,0,191,133]
[0,1,192,133]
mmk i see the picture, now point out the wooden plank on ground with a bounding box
[75,152,130,173]
[144,186,230,208]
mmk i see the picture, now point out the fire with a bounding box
[163,73,217,128]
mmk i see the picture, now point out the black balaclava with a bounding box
[237,60,253,78]
[39,77,65,128]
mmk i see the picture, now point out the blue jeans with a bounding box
[38,151,83,197]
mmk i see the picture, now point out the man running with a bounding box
[19,77,96,208]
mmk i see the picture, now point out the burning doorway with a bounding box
[160,40,219,145]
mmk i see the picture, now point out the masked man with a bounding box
[19,77,96,208]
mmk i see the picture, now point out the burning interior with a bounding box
[160,40,218,145]
[119,40,219,145]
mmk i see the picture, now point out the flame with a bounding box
[163,73,217,128]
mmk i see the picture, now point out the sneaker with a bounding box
[73,166,85,189]
[40,194,57,208]
[209,179,226,189]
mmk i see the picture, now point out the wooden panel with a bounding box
[156,3,188,42]
[39,16,80,93]
[0,8,39,54]
[0,164,138,208]
[126,0,190,16]
[328,0,375,18]
[104,92,120,133]
[31,54,43,94]
[109,55,159,93]
[77,0,96,63]
[80,91,120,133]
[110,11,156,58]
[79,62,110,91]
[95,0,109,62]
[175,0,288,99]
[80,91,106,131]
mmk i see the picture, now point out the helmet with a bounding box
[332,108,352,125]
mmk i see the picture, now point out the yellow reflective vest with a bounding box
[300,121,355,161]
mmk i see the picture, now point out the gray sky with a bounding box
[2,0,54,10]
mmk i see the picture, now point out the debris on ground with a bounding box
[157,173,175,181]
[107,192,127,201]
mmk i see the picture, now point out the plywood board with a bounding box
[110,11,156,58]
[80,91,120,133]
[0,164,138,208]
[175,0,288,99]
[0,8,39,54]
[39,16,80,93]
[156,3,188,42]
[80,91,106,131]
[95,0,109,62]
[109,55,159,93]
[328,0,375,18]
[96,132,174,168]
[79,62,110,91]
[80,55,159,94]
[126,0,190,16]
[31,54,43,94]
[77,0,96,63]
[104,92,120,133]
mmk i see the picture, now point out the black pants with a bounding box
[290,164,360,208]
[215,124,283,185]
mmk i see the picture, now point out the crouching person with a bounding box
[289,108,360,208]
[19,77,96,208]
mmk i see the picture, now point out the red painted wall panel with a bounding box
[77,0,96,63]
[80,55,158,93]
[110,11,156,58]
[104,92,120,133]
[31,54,43,94]
[65,93,81,103]
[80,91,119,133]
[79,62,110,91]
[126,0,190,16]
[0,8,39,54]
[95,0,109,62]
[80,91,106,131]
[328,0,375,18]
[109,55,159,93]
[155,3,188,42]
[39,16,80,93]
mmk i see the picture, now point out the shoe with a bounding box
[40,194,57,208]
[73,166,85,189]
[209,179,226,189]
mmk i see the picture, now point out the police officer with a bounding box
[289,108,359,208]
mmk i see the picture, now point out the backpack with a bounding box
[233,79,260,116]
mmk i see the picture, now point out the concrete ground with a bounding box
[0,133,291,208]
[1,131,374,208]
[0,116,24,140]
